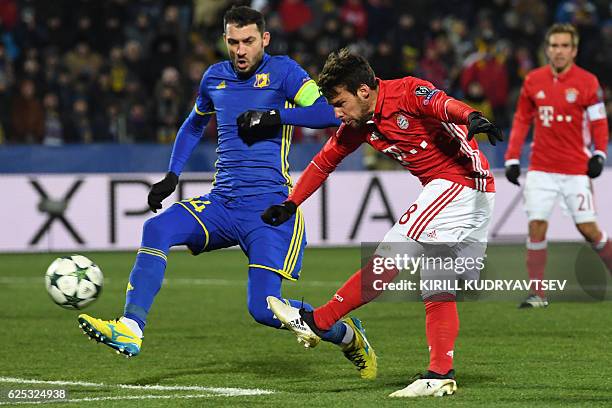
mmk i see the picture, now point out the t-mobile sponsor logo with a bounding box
[538,106,554,127]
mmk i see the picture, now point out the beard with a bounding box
[352,99,373,127]
[232,50,264,79]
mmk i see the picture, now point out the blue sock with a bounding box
[124,253,166,331]
[319,321,347,345]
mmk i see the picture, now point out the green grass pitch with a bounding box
[0,244,610,407]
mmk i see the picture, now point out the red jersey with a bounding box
[289,77,495,206]
[505,64,608,174]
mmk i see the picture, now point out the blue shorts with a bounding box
[173,191,306,281]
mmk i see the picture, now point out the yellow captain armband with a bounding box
[293,80,321,107]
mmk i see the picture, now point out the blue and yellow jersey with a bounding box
[193,53,321,197]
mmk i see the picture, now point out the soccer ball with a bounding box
[45,255,103,309]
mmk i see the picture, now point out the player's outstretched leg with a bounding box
[267,296,377,379]
[311,257,399,330]
[78,205,200,357]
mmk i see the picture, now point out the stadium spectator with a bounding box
[340,0,368,38]
[126,102,152,142]
[63,40,103,81]
[45,14,71,54]
[64,98,93,143]
[41,92,64,146]
[417,44,449,89]
[463,81,494,122]
[125,12,155,58]
[278,0,312,34]
[108,46,128,96]
[9,78,44,143]
[460,37,510,126]
[0,0,18,32]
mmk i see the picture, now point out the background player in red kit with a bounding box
[504,23,611,308]
[262,49,503,397]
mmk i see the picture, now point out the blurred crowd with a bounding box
[0,0,610,146]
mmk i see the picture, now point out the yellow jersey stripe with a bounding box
[293,79,321,107]
[140,246,166,257]
[176,202,210,249]
[281,101,295,190]
[283,210,300,274]
[137,248,167,261]
[293,210,305,273]
[248,264,297,281]
[282,208,301,273]
[137,249,168,262]
[286,209,304,275]
[281,101,292,189]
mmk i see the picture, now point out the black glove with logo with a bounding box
[505,164,521,186]
[236,110,281,145]
[587,154,605,178]
[261,201,297,226]
[467,112,504,146]
[147,172,179,213]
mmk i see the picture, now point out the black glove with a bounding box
[467,111,504,146]
[261,201,297,226]
[236,110,281,145]
[147,172,179,213]
[587,154,605,178]
[505,164,521,186]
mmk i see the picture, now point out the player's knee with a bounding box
[576,222,600,243]
[247,299,278,328]
[528,220,548,241]
[141,215,171,249]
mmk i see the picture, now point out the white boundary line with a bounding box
[0,394,214,405]
[0,376,274,404]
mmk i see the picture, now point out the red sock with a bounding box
[593,233,612,274]
[425,300,459,375]
[314,256,398,330]
[526,239,547,297]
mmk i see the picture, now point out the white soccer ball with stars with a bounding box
[45,255,103,309]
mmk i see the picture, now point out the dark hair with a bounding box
[545,23,579,47]
[223,6,265,34]
[318,48,378,100]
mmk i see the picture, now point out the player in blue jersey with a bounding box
[77,6,376,379]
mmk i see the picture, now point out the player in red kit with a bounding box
[504,24,611,308]
[262,49,502,397]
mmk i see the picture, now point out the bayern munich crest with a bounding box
[565,88,578,103]
[396,114,409,129]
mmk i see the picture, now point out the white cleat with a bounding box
[519,294,549,308]
[266,296,321,349]
[389,378,457,398]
